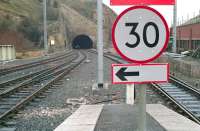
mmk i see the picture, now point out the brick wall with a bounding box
[0,30,31,51]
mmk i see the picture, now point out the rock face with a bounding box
[60,1,117,49]
[61,4,97,46]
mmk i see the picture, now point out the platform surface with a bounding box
[147,104,200,131]
[94,104,165,131]
[54,104,200,131]
[54,105,103,131]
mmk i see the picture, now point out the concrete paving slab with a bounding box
[55,125,95,131]
[54,104,200,131]
[0,128,16,131]
[54,105,103,131]
[147,104,200,131]
[94,104,165,131]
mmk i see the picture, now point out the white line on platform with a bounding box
[54,105,104,131]
[147,104,200,131]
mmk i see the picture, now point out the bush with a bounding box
[68,1,96,20]
[0,17,15,31]
[53,1,58,8]
[47,7,59,21]
[18,18,42,43]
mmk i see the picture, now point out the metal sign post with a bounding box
[111,6,170,131]
[97,0,104,88]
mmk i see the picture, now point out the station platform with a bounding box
[54,104,200,131]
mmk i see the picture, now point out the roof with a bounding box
[180,15,200,26]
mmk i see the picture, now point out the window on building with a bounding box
[197,40,200,48]
[192,40,200,50]
[180,40,183,48]
[179,40,189,50]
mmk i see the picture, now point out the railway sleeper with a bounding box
[174,97,197,101]
[170,94,192,98]
[188,108,200,113]
[186,105,200,108]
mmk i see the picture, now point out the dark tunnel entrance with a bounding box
[72,35,93,49]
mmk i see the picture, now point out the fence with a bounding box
[0,45,16,61]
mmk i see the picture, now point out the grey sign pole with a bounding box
[97,0,104,88]
[43,0,48,52]
[173,0,177,53]
[138,85,146,131]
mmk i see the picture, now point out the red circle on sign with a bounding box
[112,6,170,63]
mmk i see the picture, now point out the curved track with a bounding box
[0,51,86,122]
[0,51,73,76]
[152,76,200,124]
[0,52,76,94]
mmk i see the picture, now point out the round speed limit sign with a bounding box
[112,6,169,63]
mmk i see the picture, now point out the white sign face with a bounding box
[112,6,169,63]
[112,64,169,84]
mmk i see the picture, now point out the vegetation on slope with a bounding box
[0,0,116,50]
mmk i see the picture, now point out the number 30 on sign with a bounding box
[112,6,169,63]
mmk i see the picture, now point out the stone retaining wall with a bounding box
[157,56,200,78]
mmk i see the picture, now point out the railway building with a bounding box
[171,15,200,53]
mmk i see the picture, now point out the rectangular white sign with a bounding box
[112,63,169,84]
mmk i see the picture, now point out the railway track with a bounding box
[0,52,77,95]
[152,76,200,124]
[0,51,75,91]
[0,51,86,122]
[88,49,200,124]
[0,50,73,77]
[0,51,76,94]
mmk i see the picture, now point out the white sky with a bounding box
[103,0,200,26]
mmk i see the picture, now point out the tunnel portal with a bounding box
[72,35,93,49]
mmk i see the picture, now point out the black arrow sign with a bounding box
[116,67,140,81]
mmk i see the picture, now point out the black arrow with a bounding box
[116,67,139,81]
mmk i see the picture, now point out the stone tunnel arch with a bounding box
[72,35,93,49]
